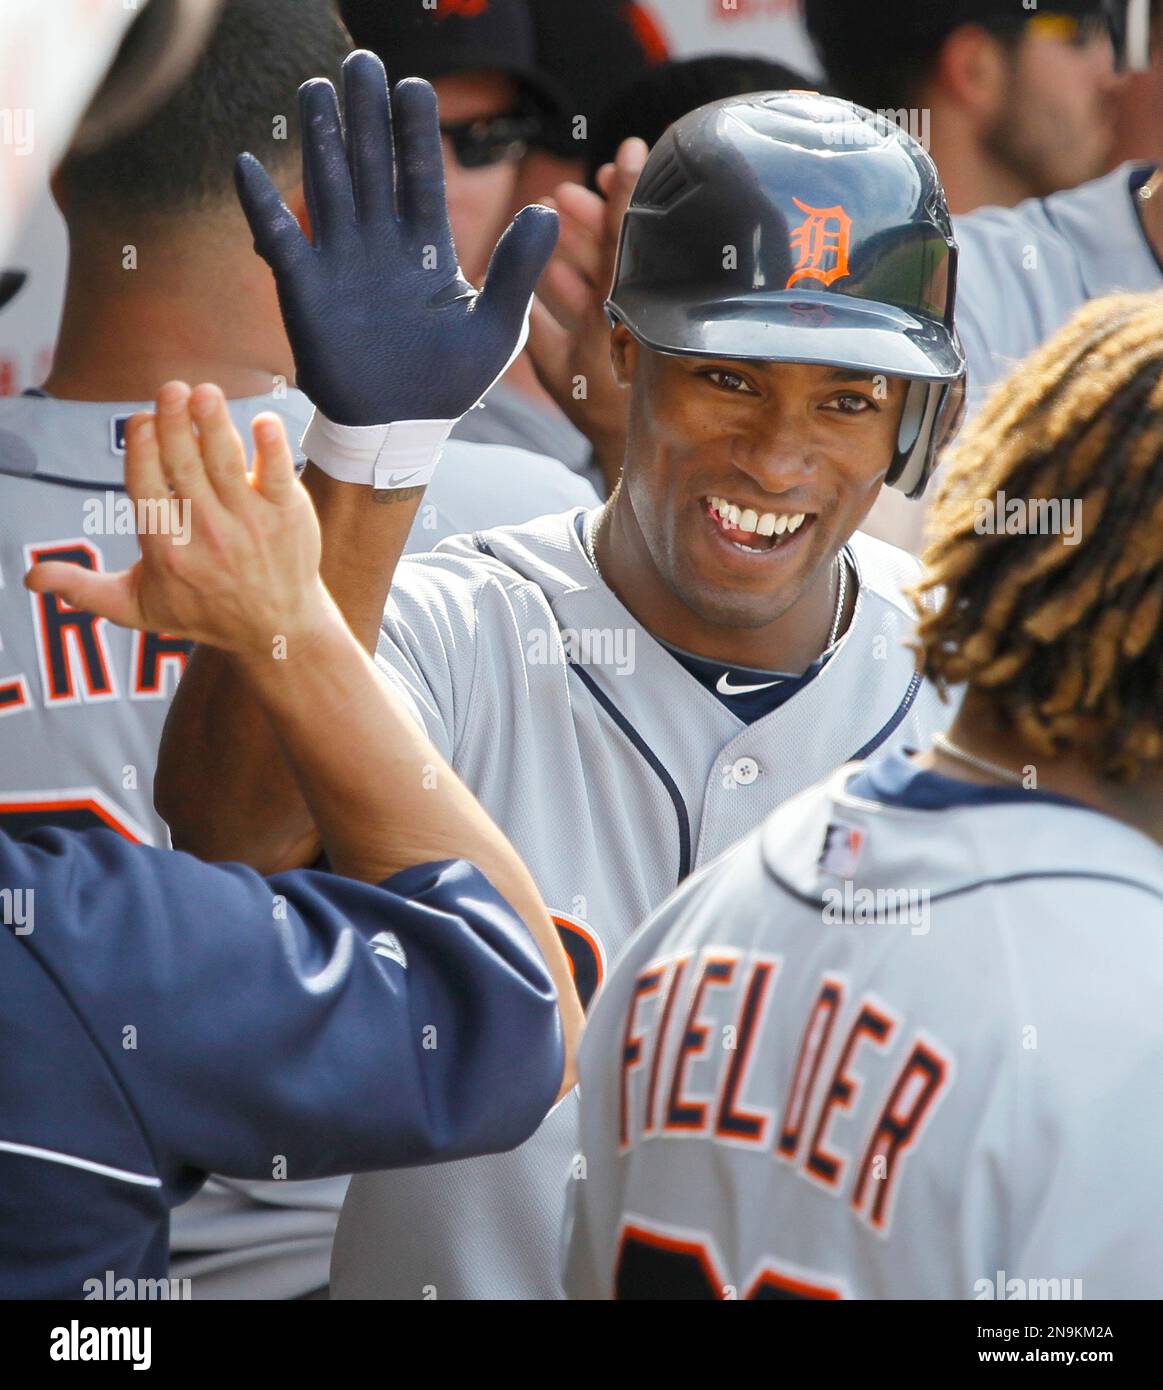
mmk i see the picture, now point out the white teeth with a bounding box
[708,498,809,537]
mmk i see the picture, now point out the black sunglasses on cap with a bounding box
[439,113,541,169]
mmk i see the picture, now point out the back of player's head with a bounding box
[802,0,1105,112]
[914,290,1163,781]
[584,53,816,185]
[57,0,350,222]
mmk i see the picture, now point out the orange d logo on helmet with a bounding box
[786,198,853,290]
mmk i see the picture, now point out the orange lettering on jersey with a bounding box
[0,790,146,841]
[131,630,192,699]
[663,951,737,1134]
[620,966,666,1151]
[852,1035,954,1235]
[0,668,30,716]
[551,910,606,1012]
[24,541,117,705]
[777,975,844,1161]
[714,956,778,1146]
[0,586,29,714]
[644,955,689,1135]
[805,999,896,1190]
[786,198,853,290]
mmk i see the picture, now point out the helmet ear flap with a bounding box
[885,372,968,500]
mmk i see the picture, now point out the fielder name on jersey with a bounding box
[565,753,1163,1300]
[331,507,952,1299]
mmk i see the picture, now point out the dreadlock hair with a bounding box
[914,290,1163,783]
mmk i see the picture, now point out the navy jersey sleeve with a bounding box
[2,828,562,1191]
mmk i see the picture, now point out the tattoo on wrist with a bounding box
[372,486,426,505]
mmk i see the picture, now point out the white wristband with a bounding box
[300,413,457,491]
[299,288,533,489]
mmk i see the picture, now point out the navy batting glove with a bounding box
[235,49,559,427]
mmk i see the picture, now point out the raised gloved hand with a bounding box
[235,49,559,428]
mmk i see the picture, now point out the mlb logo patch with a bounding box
[819,821,865,878]
[110,414,131,455]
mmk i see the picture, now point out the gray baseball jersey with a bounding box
[954,162,1162,416]
[330,510,953,1299]
[565,752,1163,1300]
[0,387,596,1300]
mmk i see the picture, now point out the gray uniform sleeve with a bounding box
[954,206,1087,416]
[954,166,1162,418]
[375,563,477,765]
[376,552,527,766]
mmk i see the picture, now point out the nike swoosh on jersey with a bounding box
[716,672,781,696]
[384,470,422,487]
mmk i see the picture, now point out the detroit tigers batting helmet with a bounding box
[606,91,967,498]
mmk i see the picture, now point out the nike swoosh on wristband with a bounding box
[716,672,782,696]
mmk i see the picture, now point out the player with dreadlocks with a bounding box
[565,290,1163,1300]
[916,289,1163,779]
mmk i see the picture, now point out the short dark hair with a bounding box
[803,0,1027,113]
[585,53,817,186]
[58,0,350,218]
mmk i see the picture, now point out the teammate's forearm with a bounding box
[239,594,585,1082]
[155,644,321,870]
[156,465,426,865]
[304,464,424,653]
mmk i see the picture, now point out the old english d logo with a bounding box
[786,197,853,289]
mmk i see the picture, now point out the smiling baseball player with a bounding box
[158,56,965,1298]
[565,290,1163,1301]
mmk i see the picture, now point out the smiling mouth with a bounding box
[704,495,816,554]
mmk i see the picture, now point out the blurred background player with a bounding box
[518,0,670,200]
[159,74,964,1299]
[0,0,589,1298]
[582,53,815,187]
[532,4,1159,547]
[1111,0,1163,165]
[566,290,1163,1301]
[8,383,573,1298]
[802,0,1125,214]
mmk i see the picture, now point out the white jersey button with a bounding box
[730,757,760,786]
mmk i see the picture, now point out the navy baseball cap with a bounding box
[339,0,572,117]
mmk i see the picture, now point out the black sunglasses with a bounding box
[440,113,541,169]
